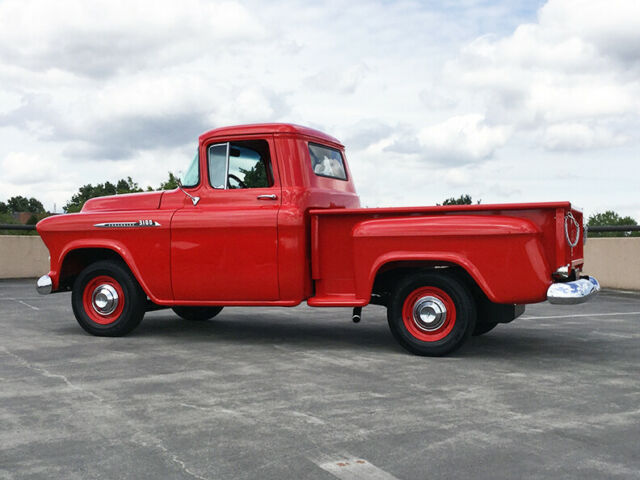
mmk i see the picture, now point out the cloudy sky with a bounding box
[0,0,638,219]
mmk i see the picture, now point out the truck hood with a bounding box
[82,191,164,212]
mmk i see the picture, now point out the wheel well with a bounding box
[371,260,482,306]
[59,248,127,291]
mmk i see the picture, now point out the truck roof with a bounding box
[199,123,342,146]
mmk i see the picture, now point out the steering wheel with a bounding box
[227,174,246,189]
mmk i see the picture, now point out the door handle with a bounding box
[257,194,278,200]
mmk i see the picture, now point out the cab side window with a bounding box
[208,140,273,189]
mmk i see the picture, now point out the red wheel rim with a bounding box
[82,275,125,325]
[402,286,456,342]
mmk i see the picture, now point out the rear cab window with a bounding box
[308,143,347,181]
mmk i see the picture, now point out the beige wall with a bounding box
[0,235,49,279]
[1,235,639,291]
[583,237,640,291]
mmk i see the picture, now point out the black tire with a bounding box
[172,306,223,321]
[72,260,146,337]
[473,321,498,336]
[387,271,476,356]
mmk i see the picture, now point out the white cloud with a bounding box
[0,0,267,77]
[445,0,640,132]
[1,152,53,184]
[0,0,638,221]
[417,114,511,164]
[542,123,628,150]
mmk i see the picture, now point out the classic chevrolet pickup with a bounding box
[36,123,600,356]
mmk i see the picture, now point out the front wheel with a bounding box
[72,260,146,336]
[387,272,476,356]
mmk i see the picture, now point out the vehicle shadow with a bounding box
[51,311,630,361]
[131,310,404,354]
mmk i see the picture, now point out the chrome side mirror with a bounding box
[177,179,200,206]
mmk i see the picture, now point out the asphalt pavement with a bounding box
[1,279,639,480]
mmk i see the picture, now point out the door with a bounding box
[171,137,281,302]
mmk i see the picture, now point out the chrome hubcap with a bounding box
[91,284,119,316]
[412,296,447,331]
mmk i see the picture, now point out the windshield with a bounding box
[181,152,199,187]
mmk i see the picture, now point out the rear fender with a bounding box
[352,215,551,304]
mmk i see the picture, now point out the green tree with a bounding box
[158,172,180,190]
[63,178,143,213]
[587,210,639,237]
[116,176,142,194]
[7,196,45,213]
[7,196,30,212]
[0,201,8,214]
[438,194,480,206]
[239,163,268,188]
[64,182,116,213]
[27,197,45,214]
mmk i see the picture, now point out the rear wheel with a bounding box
[72,260,146,336]
[172,306,223,321]
[387,271,476,356]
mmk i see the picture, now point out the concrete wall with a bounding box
[582,238,640,291]
[0,235,49,279]
[1,235,639,291]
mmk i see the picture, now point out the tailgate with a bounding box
[553,205,584,274]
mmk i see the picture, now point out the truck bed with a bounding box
[308,202,584,307]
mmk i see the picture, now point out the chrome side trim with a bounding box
[225,142,230,190]
[36,275,52,295]
[94,220,161,228]
[547,277,600,305]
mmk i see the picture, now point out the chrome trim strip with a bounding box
[94,221,161,228]
[547,277,600,305]
[208,142,229,189]
[225,142,230,190]
[36,275,52,295]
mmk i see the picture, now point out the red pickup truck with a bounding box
[36,123,599,356]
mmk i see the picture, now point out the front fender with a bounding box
[38,209,174,301]
[54,239,164,302]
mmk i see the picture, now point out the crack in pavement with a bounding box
[1,346,212,480]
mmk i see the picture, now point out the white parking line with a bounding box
[1,298,41,311]
[313,457,400,480]
[17,300,40,311]
[523,312,640,320]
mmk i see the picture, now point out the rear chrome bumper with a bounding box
[36,275,52,295]
[547,276,600,305]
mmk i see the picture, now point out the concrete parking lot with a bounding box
[1,279,639,480]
